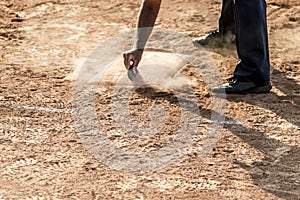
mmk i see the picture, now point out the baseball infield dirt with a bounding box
[0,0,299,199]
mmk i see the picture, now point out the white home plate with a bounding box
[88,50,190,89]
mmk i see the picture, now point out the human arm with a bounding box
[123,0,162,69]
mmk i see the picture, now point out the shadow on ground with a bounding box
[224,67,300,199]
[133,66,300,199]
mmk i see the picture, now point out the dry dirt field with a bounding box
[0,0,299,199]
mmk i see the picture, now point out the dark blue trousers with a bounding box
[219,0,270,85]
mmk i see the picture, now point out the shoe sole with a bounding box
[242,83,272,95]
[211,83,272,95]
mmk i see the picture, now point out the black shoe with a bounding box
[211,76,272,94]
[193,29,235,48]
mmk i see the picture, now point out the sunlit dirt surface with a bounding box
[0,0,299,199]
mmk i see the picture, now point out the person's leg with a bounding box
[233,0,270,85]
[193,0,235,47]
[219,0,235,35]
[212,0,271,94]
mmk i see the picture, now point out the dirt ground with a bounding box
[0,0,299,199]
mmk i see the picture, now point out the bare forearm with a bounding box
[123,0,162,69]
[135,0,162,49]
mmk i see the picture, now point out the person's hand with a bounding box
[123,49,144,70]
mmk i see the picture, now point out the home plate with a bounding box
[88,50,190,90]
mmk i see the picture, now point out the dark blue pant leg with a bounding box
[219,0,235,34]
[233,0,270,85]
